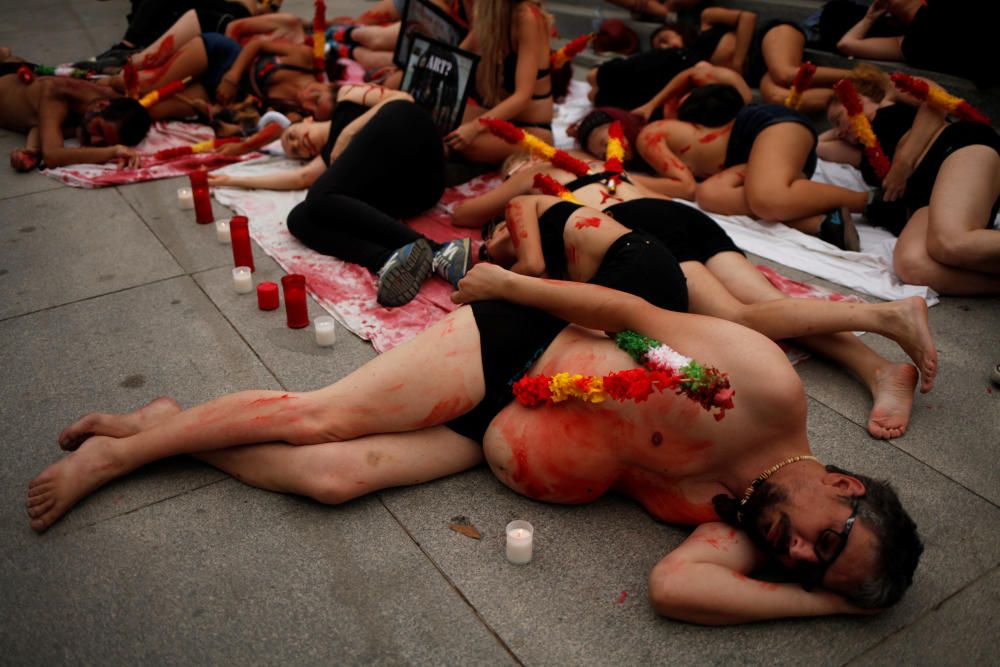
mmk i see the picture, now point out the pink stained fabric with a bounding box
[42,121,262,189]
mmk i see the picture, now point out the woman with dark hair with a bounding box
[207,84,472,307]
[819,70,1000,295]
[453,158,935,438]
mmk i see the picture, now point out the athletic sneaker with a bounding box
[818,207,860,252]
[432,239,472,288]
[375,238,433,307]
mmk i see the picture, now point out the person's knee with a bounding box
[892,243,932,285]
[925,227,969,268]
[767,63,800,88]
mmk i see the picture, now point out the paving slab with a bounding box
[800,294,1000,506]
[0,479,516,665]
[193,258,377,391]
[849,566,1000,667]
[0,134,66,200]
[379,399,1000,665]
[0,277,282,552]
[117,177,246,274]
[0,186,182,320]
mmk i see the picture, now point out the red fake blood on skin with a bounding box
[566,243,577,264]
[671,158,688,172]
[140,48,184,87]
[599,191,623,205]
[506,202,522,249]
[677,144,692,154]
[574,216,602,230]
[698,127,731,144]
[642,132,664,152]
[249,394,294,406]
[732,571,780,591]
[141,35,175,68]
[413,396,473,429]
[527,2,546,22]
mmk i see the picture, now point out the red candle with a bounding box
[281,274,309,328]
[229,215,255,271]
[257,281,279,310]
[189,168,214,224]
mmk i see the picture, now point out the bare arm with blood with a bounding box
[503,195,547,276]
[694,165,748,216]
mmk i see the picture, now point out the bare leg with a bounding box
[702,253,921,437]
[759,25,851,114]
[59,396,182,451]
[459,128,555,166]
[193,427,482,503]
[351,24,401,52]
[744,123,869,224]
[924,146,1000,273]
[26,309,485,531]
[127,10,203,69]
[350,47,395,71]
[894,208,1000,295]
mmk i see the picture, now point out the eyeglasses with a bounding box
[798,498,860,591]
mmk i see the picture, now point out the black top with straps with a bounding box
[321,101,368,165]
[537,200,582,278]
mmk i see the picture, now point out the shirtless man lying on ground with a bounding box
[0,48,152,171]
[27,265,923,624]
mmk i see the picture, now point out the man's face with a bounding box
[79,102,120,147]
[741,480,877,594]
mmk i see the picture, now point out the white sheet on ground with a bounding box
[553,80,939,305]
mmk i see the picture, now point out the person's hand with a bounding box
[10,148,40,172]
[216,141,249,157]
[451,262,511,304]
[207,172,236,187]
[112,145,141,170]
[444,121,481,152]
[216,78,239,106]
[881,158,913,202]
[866,0,889,20]
[632,102,655,122]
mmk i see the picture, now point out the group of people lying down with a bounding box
[11,0,1000,627]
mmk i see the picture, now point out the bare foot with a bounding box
[867,363,918,440]
[884,297,937,393]
[26,436,125,532]
[58,396,181,451]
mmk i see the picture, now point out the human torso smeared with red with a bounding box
[482,320,799,525]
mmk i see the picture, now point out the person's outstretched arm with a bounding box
[836,0,904,60]
[699,7,757,73]
[633,61,751,121]
[207,154,326,190]
[649,523,874,625]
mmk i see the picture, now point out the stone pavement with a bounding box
[0,1,997,664]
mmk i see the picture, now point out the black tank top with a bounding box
[321,101,367,165]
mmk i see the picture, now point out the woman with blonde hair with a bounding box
[444,0,555,164]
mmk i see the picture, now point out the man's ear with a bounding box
[822,472,866,497]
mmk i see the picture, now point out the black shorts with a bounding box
[200,32,241,100]
[444,302,566,442]
[0,61,38,77]
[904,121,1000,220]
[590,231,689,313]
[725,104,818,177]
[604,199,744,264]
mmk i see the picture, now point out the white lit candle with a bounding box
[232,266,253,294]
[216,220,231,244]
[177,187,194,210]
[505,520,534,564]
[314,316,337,347]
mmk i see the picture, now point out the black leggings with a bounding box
[286,102,446,273]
